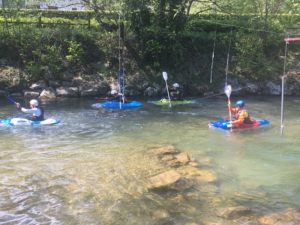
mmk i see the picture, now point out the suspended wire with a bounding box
[197,18,288,35]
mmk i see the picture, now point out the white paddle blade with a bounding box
[224,85,232,98]
[162,71,168,81]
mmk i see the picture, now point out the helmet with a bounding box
[235,100,245,107]
[111,90,118,95]
[30,99,39,107]
[173,83,179,88]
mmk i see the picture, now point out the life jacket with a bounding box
[30,107,44,121]
[235,109,253,124]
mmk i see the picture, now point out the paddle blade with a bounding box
[224,85,232,98]
[6,96,16,104]
[162,71,168,81]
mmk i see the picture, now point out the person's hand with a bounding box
[15,102,20,109]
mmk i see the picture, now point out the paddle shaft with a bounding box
[164,80,172,108]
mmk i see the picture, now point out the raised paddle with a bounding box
[224,84,232,131]
[162,71,172,108]
[6,95,17,105]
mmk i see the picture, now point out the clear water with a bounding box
[0,96,299,224]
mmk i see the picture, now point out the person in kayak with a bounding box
[169,83,183,100]
[228,100,253,126]
[109,90,128,102]
[15,99,44,121]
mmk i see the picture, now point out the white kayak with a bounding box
[0,118,60,126]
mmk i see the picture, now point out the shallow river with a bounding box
[0,96,299,224]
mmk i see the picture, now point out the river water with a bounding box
[0,96,299,224]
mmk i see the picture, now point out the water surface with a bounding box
[0,96,299,224]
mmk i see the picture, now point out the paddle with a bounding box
[6,95,17,105]
[162,71,172,108]
[224,84,232,131]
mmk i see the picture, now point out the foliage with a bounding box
[1,0,300,91]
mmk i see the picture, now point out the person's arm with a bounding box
[20,107,41,116]
[227,104,238,113]
[231,111,247,125]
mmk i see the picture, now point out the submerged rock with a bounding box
[177,166,217,183]
[216,206,252,220]
[148,170,181,190]
[151,145,178,156]
[258,208,300,225]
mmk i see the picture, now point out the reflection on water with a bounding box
[0,97,300,224]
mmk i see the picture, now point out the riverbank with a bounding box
[1,65,300,100]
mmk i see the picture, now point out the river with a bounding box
[0,96,299,224]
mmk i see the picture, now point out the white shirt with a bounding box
[21,107,42,117]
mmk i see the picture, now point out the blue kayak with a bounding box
[0,118,60,126]
[209,118,270,130]
[91,101,143,109]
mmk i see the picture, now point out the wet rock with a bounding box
[258,208,300,225]
[265,81,281,95]
[40,88,57,99]
[148,170,181,190]
[80,85,100,97]
[144,86,160,97]
[56,86,79,97]
[216,206,252,220]
[49,80,61,88]
[23,91,40,98]
[30,80,47,91]
[245,83,260,94]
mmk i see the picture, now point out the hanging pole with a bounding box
[225,29,232,85]
[210,31,216,84]
[209,1,217,84]
[281,36,300,134]
[281,40,288,135]
[118,13,122,109]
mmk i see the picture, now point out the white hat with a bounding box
[30,99,39,107]
[173,83,179,88]
[111,90,118,95]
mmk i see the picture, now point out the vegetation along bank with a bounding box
[1,1,300,99]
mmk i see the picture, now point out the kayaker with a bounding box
[109,90,128,102]
[15,99,44,121]
[228,100,253,126]
[169,83,183,100]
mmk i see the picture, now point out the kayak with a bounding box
[91,100,143,109]
[0,118,60,126]
[208,118,270,130]
[149,98,195,106]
